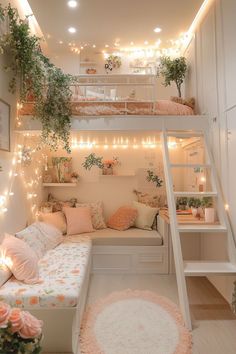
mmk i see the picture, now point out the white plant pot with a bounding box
[205,208,215,223]
[191,207,198,217]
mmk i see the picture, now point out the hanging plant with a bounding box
[158,56,187,98]
[0,4,74,153]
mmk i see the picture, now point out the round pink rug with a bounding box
[80,289,192,354]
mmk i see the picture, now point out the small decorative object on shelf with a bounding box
[86,68,97,74]
[40,201,53,213]
[146,170,163,188]
[102,157,120,175]
[70,171,80,183]
[176,197,188,211]
[201,197,215,223]
[0,302,43,353]
[188,197,202,218]
[52,157,72,183]
[82,154,121,176]
[232,281,236,314]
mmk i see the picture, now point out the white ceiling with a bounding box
[28,0,204,54]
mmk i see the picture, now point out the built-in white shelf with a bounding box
[184,261,236,276]
[99,174,136,178]
[42,183,77,187]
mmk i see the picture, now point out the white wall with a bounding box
[184,0,236,303]
[0,0,44,236]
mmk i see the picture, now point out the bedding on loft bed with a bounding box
[20,99,194,116]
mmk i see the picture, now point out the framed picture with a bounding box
[0,99,10,152]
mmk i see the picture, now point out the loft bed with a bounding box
[19,74,195,117]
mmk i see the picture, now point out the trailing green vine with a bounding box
[0,4,74,152]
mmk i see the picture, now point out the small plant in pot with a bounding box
[201,197,215,223]
[188,197,201,217]
[176,197,188,210]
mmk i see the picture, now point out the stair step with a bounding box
[178,224,227,233]
[184,261,236,276]
[174,191,217,197]
[170,164,211,168]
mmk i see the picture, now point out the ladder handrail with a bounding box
[161,131,192,330]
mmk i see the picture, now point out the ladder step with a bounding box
[170,164,211,168]
[184,261,236,276]
[167,132,203,138]
[174,191,217,197]
[178,224,227,233]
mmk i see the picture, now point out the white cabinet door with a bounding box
[227,107,236,234]
[221,0,236,110]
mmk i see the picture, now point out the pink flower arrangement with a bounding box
[103,157,120,168]
[0,302,43,353]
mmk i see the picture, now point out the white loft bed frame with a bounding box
[71,74,157,104]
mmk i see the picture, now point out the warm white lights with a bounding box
[154,27,162,33]
[68,27,77,34]
[67,0,78,8]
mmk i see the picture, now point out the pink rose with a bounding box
[19,311,43,339]
[0,302,11,328]
[9,309,43,339]
[9,308,23,333]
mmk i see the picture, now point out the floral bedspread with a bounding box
[0,237,91,308]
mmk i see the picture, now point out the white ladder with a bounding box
[161,130,236,330]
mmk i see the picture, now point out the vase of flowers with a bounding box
[70,171,79,183]
[102,157,120,175]
[0,302,43,353]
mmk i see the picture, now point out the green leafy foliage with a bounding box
[176,197,188,210]
[188,197,201,208]
[201,197,213,208]
[0,326,42,354]
[159,56,187,97]
[146,170,163,188]
[82,153,104,170]
[0,4,74,152]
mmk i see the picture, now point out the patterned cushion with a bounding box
[107,206,138,231]
[16,222,63,259]
[0,238,91,308]
[76,201,106,230]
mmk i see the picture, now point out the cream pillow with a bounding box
[76,201,106,229]
[38,211,67,234]
[133,201,158,230]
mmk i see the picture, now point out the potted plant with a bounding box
[0,302,43,353]
[158,56,187,97]
[176,197,188,211]
[188,197,201,217]
[102,157,120,175]
[82,154,120,175]
[201,197,215,223]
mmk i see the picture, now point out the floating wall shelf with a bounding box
[42,183,77,187]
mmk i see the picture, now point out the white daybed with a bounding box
[0,224,167,354]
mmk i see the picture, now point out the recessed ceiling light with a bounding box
[105,44,109,48]
[92,44,96,48]
[154,27,162,33]
[144,40,149,45]
[59,40,63,44]
[130,41,134,46]
[68,27,76,34]
[68,0,78,8]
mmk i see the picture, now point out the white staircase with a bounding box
[161,130,236,330]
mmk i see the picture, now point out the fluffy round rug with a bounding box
[80,289,192,354]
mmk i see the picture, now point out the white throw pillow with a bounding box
[16,222,63,259]
[76,201,107,229]
[38,211,67,234]
[133,201,158,230]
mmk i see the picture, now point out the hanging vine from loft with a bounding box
[0,4,75,153]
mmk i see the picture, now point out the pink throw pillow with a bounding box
[63,207,94,236]
[107,206,138,231]
[1,234,39,284]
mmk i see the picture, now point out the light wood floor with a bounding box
[86,274,236,354]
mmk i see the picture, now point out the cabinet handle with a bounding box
[213,117,217,123]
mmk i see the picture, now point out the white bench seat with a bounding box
[0,237,92,309]
[67,227,163,246]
